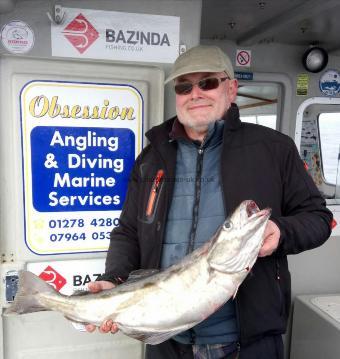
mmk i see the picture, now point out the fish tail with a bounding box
[4,270,55,315]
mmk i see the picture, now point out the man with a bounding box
[86,45,333,358]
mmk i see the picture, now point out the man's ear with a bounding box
[228,79,239,102]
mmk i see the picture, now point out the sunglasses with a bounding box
[174,76,229,95]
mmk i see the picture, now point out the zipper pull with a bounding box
[146,169,164,218]
[276,261,281,280]
[234,342,241,359]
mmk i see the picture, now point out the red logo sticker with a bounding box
[39,266,67,291]
[62,13,99,54]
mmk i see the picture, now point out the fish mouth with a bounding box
[246,200,271,218]
[246,201,260,217]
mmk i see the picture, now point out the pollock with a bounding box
[4,200,271,345]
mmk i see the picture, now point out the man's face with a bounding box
[175,72,238,133]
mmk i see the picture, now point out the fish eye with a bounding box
[223,221,233,230]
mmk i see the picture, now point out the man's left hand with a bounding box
[258,220,281,257]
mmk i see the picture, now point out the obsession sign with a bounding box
[28,96,135,120]
[20,80,143,255]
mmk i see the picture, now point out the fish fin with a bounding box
[126,269,160,283]
[232,283,241,300]
[119,325,189,345]
[4,270,55,315]
[64,315,88,326]
[208,253,248,274]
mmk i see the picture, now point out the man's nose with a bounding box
[190,83,204,98]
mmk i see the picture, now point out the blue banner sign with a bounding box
[31,126,135,212]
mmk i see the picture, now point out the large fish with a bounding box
[4,200,270,344]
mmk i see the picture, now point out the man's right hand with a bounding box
[85,280,119,334]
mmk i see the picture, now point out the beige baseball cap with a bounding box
[165,45,234,84]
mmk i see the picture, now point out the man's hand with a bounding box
[258,220,281,257]
[85,280,119,334]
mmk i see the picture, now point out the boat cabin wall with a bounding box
[0,1,339,359]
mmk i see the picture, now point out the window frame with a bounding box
[296,97,340,207]
[317,112,340,186]
[238,73,292,134]
[295,97,340,150]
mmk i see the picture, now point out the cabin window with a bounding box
[318,112,340,185]
[240,114,276,129]
[236,83,279,130]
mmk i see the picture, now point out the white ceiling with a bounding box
[201,0,340,55]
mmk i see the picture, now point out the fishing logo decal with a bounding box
[0,20,35,54]
[51,8,179,63]
[319,69,340,96]
[39,265,67,291]
[62,13,99,53]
